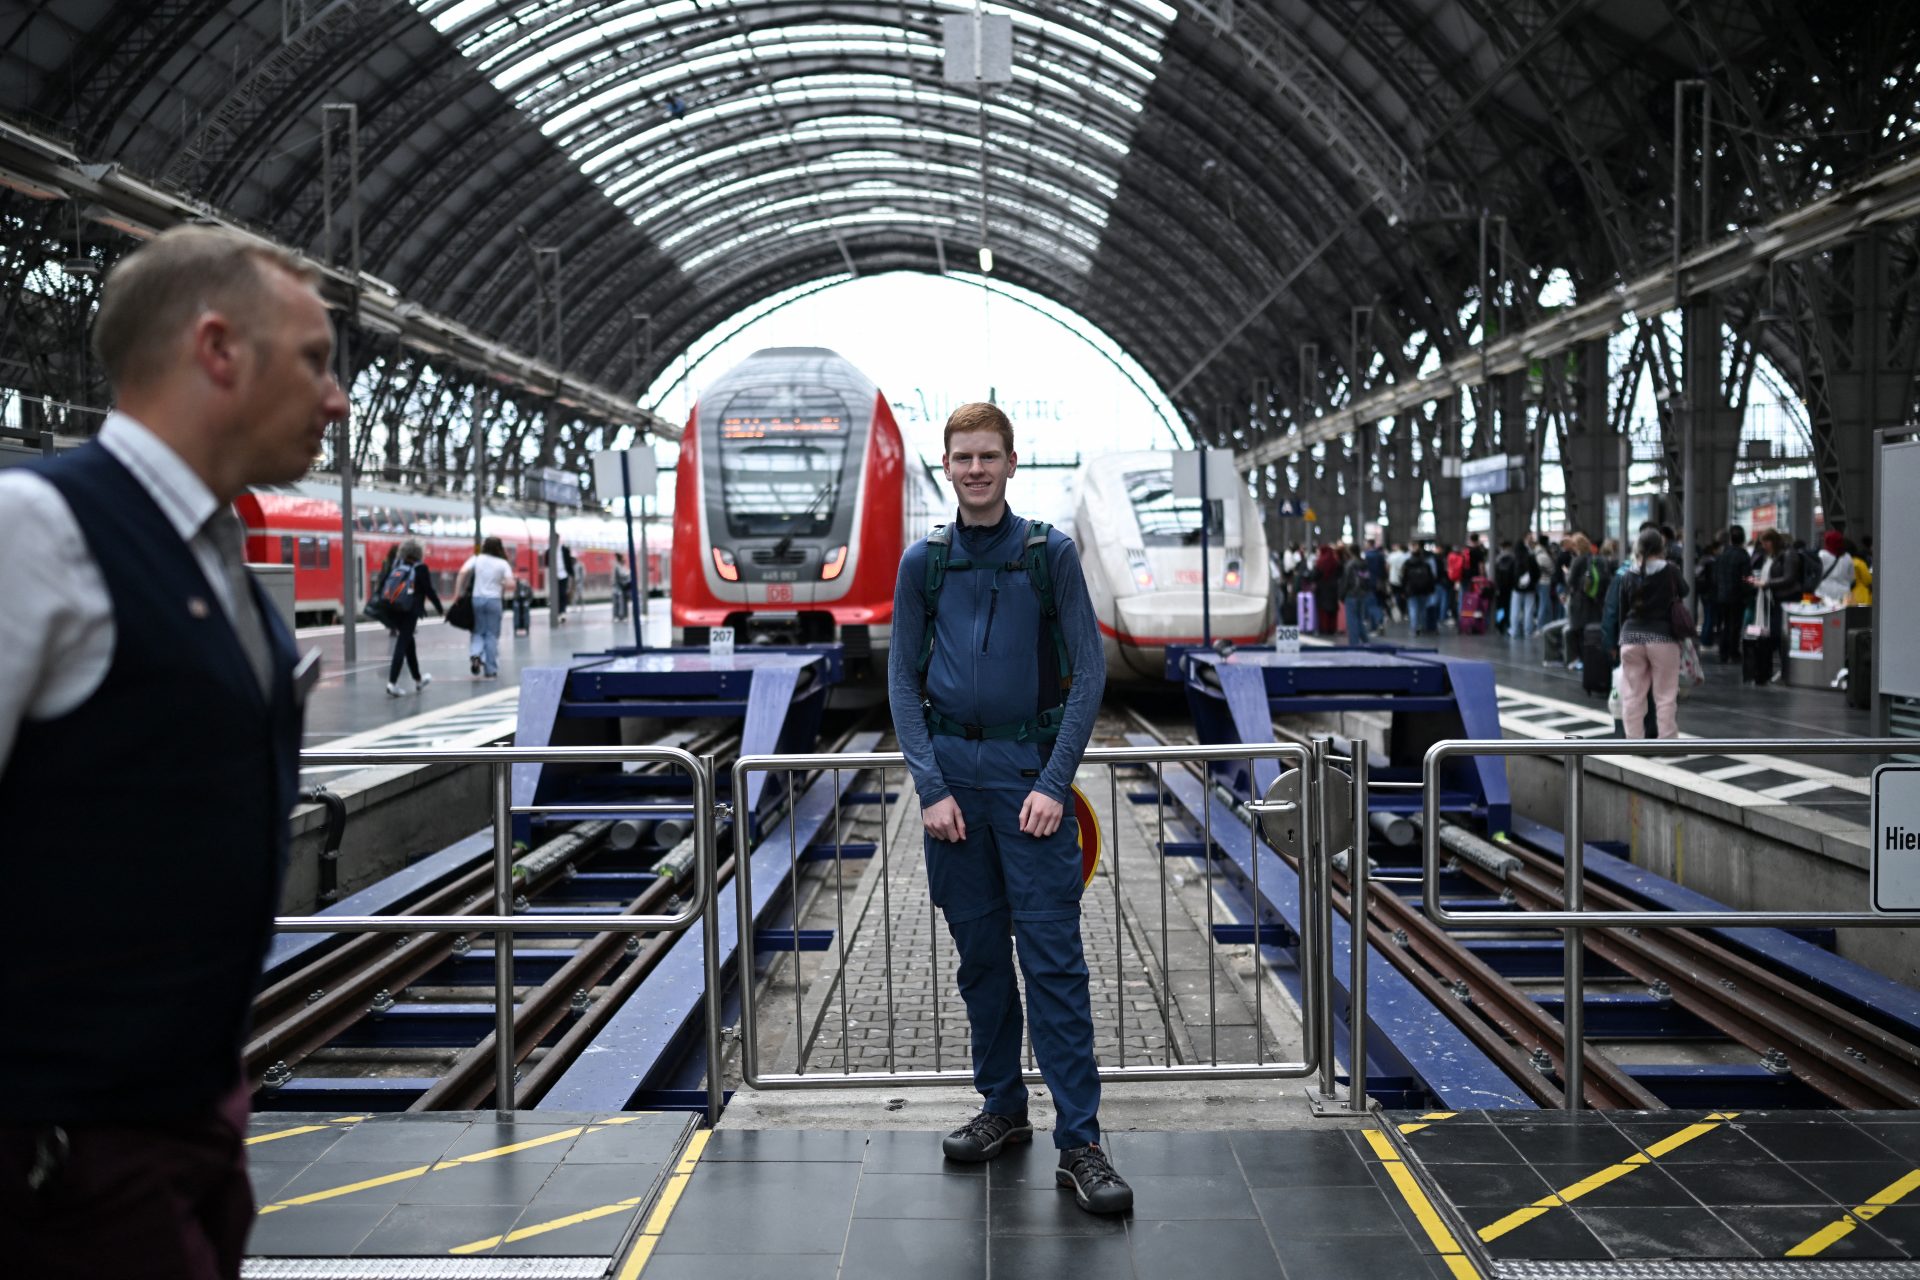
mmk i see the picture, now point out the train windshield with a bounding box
[1124,469,1225,546]
[716,386,851,538]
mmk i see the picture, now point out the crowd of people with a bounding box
[1275,520,1873,739]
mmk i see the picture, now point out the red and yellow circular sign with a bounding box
[1071,783,1103,886]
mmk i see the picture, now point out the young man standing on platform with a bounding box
[0,226,345,1277]
[887,402,1130,1214]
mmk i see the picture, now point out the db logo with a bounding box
[766,584,793,603]
[1174,568,1202,585]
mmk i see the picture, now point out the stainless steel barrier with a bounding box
[731,742,1330,1092]
[1419,737,1914,1111]
[279,746,719,1121]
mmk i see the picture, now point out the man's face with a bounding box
[231,269,349,485]
[943,429,1015,520]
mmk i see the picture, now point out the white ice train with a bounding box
[1074,450,1275,683]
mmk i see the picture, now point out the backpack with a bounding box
[1494,551,1517,592]
[1403,554,1436,596]
[380,561,419,614]
[1797,549,1823,596]
[1446,550,1467,582]
[1583,556,1615,600]
[916,520,1070,742]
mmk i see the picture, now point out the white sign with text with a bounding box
[1871,765,1920,913]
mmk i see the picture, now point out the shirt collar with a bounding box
[955,504,1014,548]
[97,410,223,543]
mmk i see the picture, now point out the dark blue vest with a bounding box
[0,442,301,1123]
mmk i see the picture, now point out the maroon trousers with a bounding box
[0,1085,253,1280]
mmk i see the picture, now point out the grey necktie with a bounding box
[204,508,274,696]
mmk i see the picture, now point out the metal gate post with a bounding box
[1347,747,1371,1113]
[701,753,723,1127]
[1562,758,1586,1109]
[492,762,516,1112]
[1310,736,1341,1107]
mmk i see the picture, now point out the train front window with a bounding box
[717,386,850,539]
[1124,469,1224,547]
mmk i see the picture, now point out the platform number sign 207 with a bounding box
[1871,765,1920,913]
[709,626,735,658]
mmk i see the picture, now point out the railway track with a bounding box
[1120,706,1920,1111]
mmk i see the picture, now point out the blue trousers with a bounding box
[924,787,1100,1148]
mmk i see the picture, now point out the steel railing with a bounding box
[1419,737,1915,1110]
[279,746,718,1121]
[731,742,1342,1092]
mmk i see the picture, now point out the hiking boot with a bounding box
[941,1111,1032,1162]
[1057,1144,1132,1214]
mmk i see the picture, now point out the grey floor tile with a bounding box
[655,1160,858,1255]
[642,1257,843,1280]
[1717,1204,1910,1258]
[853,1170,986,1219]
[1234,1131,1378,1189]
[989,1140,1073,1191]
[395,1160,557,1205]
[1254,1183,1410,1239]
[1397,1126,1523,1164]
[245,1203,393,1257]
[272,1162,425,1208]
[990,1228,1136,1279]
[1126,1171,1259,1221]
[1668,1158,1834,1207]
[1274,1231,1436,1278]
[356,1202,525,1256]
[1492,1122,1641,1166]
[1531,1163,1698,1210]
[990,1186,1129,1237]
[1793,1162,1920,1206]
[562,1121,687,1164]
[864,1129,986,1175]
[1612,1122,1770,1164]
[493,1201,637,1256]
[241,1127,352,1164]
[700,1128,870,1163]
[1572,1205,1759,1259]
[841,1216,986,1280]
[318,1121,465,1164]
[531,1160,663,1205]
[1420,1161,1553,1210]
[1131,1218,1281,1280]
[246,1160,312,1203]
[1103,1130,1236,1175]
[438,1121,586,1162]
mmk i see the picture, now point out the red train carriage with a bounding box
[237,480,669,625]
[672,347,941,681]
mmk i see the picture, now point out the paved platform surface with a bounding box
[1388,1108,1920,1276]
[294,601,640,747]
[241,1109,690,1269]
[645,1123,1476,1280]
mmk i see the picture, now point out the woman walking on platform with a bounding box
[1602,528,1690,738]
[383,540,444,696]
[456,536,516,679]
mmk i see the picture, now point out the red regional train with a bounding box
[237,479,669,625]
[672,347,942,682]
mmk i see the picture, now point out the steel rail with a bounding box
[1494,846,1920,1110]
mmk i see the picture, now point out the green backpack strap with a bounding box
[917,525,952,681]
[1023,521,1072,691]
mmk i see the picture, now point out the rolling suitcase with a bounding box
[1542,619,1570,663]
[1848,627,1872,709]
[1742,633,1772,685]
[1581,624,1611,696]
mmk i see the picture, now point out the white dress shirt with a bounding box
[0,412,254,775]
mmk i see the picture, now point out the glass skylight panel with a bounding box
[411,0,1172,281]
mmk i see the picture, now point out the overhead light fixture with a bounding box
[977,245,994,274]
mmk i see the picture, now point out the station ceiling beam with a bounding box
[1239,152,1920,471]
[0,117,677,439]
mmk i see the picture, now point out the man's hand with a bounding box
[923,796,967,842]
[1019,791,1064,838]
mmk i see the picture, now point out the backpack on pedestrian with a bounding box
[1403,554,1436,597]
[1797,548,1824,598]
[1446,549,1467,583]
[379,561,419,615]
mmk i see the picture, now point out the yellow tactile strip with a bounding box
[1363,1127,1484,1280]
[1474,1111,1742,1244]
[255,1116,643,1216]
[1786,1167,1920,1257]
[245,1115,368,1146]
[611,1128,712,1279]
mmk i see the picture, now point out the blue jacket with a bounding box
[889,508,1105,807]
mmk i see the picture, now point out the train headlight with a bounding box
[821,545,848,580]
[1225,560,1242,588]
[712,547,739,582]
[1131,564,1154,589]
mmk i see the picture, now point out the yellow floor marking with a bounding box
[1399,1111,1461,1135]
[256,1116,638,1215]
[614,1128,713,1280]
[245,1115,369,1147]
[1785,1168,1920,1257]
[1477,1113,1738,1243]
[451,1198,645,1255]
[1363,1128,1481,1277]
